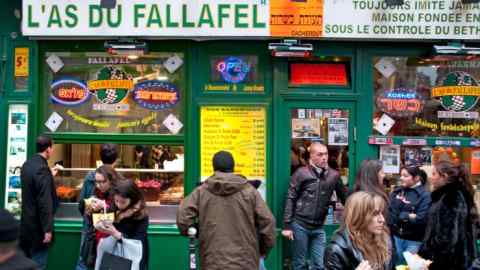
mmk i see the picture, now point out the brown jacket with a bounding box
[177,172,276,270]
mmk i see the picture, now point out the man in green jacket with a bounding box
[177,151,276,270]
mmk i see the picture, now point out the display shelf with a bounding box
[58,167,183,173]
[7,188,21,192]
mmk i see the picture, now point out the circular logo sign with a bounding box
[90,66,133,104]
[132,80,180,111]
[438,71,479,112]
[216,56,251,84]
[50,79,90,106]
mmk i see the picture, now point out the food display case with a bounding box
[51,143,184,223]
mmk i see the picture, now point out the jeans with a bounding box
[291,221,326,270]
[259,257,267,270]
[75,230,89,270]
[393,235,422,266]
[31,248,49,270]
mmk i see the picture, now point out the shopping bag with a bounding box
[95,236,143,270]
[99,251,132,270]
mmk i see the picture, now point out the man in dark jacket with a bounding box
[19,135,59,270]
[282,142,347,270]
[177,151,276,270]
[75,143,118,270]
[0,209,38,270]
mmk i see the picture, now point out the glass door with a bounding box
[284,101,357,225]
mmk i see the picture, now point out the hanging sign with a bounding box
[14,48,29,77]
[51,79,90,106]
[376,88,424,118]
[132,80,180,110]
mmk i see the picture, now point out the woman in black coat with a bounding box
[325,191,392,270]
[418,161,478,270]
[99,179,149,270]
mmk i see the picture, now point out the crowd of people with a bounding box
[1,135,480,270]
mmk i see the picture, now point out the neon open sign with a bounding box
[216,56,251,84]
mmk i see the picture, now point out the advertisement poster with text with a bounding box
[270,0,323,37]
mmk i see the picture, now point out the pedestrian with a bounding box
[282,142,347,270]
[324,191,391,270]
[418,160,478,270]
[96,179,149,270]
[79,165,120,269]
[75,143,119,270]
[177,150,276,270]
[353,159,389,204]
[0,208,38,270]
[19,135,59,270]
[388,166,430,266]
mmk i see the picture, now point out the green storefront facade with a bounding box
[2,1,480,269]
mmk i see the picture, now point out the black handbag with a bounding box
[99,241,132,270]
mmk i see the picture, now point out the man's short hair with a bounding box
[100,143,118,165]
[0,240,18,254]
[36,135,52,153]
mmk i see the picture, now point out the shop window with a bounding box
[51,143,184,224]
[380,145,480,194]
[43,52,185,134]
[289,56,351,87]
[372,56,480,138]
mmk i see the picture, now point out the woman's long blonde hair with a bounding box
[343,191,390,269]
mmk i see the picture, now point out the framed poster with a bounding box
[328,118,348,146]
[380,145,400,174]
[5,104,29,216]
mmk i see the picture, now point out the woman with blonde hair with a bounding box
[324,191,391,270]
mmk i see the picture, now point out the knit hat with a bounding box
[212,151,235,173]
[0,208,19,242]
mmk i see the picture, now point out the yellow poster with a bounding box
[201,106,266,180]
[14,48,29,77]
[270,0,323,37]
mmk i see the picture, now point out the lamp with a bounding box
[105,39,148,57]
[434,42,480,55]
[385,0,404,6]
[268,39,313,58]
[100,0,116,9]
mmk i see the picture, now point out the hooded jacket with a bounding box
[177,172,276,270]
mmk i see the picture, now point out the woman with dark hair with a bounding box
[99,179,149,270]
[79,165,119,269]
[353,159,389,203]
[418,160,478,270]
[324,191,391,270]
[388,166,431,266]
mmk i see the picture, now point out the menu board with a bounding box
[5,104,29,217]
[201,106,266,183]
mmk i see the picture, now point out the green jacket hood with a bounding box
[205,172,248,196]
